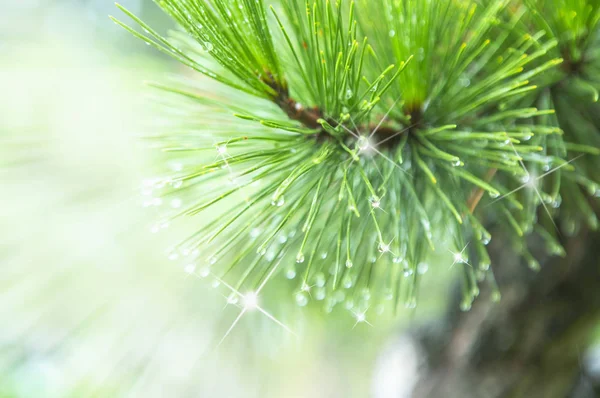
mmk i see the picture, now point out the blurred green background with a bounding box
[0,2,454,397]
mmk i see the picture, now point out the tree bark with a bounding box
[411,227,600,398]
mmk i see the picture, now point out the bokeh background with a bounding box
[0,2,453,397]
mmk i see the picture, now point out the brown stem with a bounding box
[265,76,403,143]
[465,168,498,216]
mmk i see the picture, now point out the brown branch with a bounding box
[263,75,404,143]
[465,168,498,215]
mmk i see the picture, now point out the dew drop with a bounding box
[370,196,381,208]
[314,272,326,287]
[285,266,297,279]
[491,291,502,302]
[184,264,196,274]
[333,290,346,303]
[361,288,371,301]
[342,275,353,288]
[384,288,393,301]
[315,287,326,301]
[227,294,239,305]
[271,196,285,207]
[528,258,541,271]
[378,242,390,253]
[203,41,214,51]
[344,299,355,310]
[345,88,354,100]
[357,136,370,151]
[345,259,353,268]
[460,300,472,312]
[295,292,309,307]
[296,252,305,263]
[417,263,429,275]
[199,267,210,278]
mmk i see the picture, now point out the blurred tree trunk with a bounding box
[412,226,600,398]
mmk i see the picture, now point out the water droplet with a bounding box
[296,252,305,263]
[271,196,285,207]
[528,258,540,271]
[168,252,179,261]
[184,264,196,274]
[344,299,355,310]
[417,263,429,275]
[203,41,214,51]
[295,292,309,307]
[199,267,210,278]
[488,191,500,199]
[314,272,326,287]
[393,256,402,263]
[378,242,390,253]
[345,259,353,268]
[250,228,261,238]
[404,297,417,309]
[357,136,370,151]
[315,287,326,301]
[361,288,371,300]
[265,251,276,261]
[285,266,297,279]
[460,300,472,311]
[333,290,345,303]
[389,29,396,37]
[491,291,502,302]
[257,247,267,256]
[384,288,394,301]
[342,275,353,288]
[173,180,183,189]
[227,294,238,305]
[479,262,490,271]
[403,268,413,277]
[370,196,381,208]
[345,88,354,100]
[208,256,217,265]
[320,251,328,260]
[481,233,491,245]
